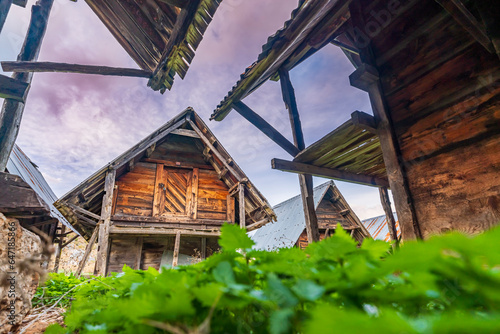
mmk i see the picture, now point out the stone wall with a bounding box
[0,213,43,332]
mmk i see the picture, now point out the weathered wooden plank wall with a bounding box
[367,0,500,237]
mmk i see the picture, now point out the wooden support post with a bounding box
[232,101,299,156]
[0,0,13,33]
[0,0,54,172]
[191,168,199,219]
[172,231,181,267]
[95,169,116,276]
[76,224,99,277]
[201,237,206,260]
[279,67,320,243]
[134,237,143,270]
[227,194,235,222]
[1,61,152,78]
[349,0,422,240]
[53,224,64,273]
[238,182,246,228]
[379,187,399,248]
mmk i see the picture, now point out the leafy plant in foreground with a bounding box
[43,224,500,334]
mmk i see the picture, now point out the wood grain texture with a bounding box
[96,169,116,276]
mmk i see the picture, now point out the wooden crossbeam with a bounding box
[435,0,494,53]
[65,202,101,220]
[232,101,299,156]
[246,218,269,232]
[61,234,79,249]
[171,128,200,138]
[0,74,29,101]
[272,158,390,188]
[351,110,377,134]
[109,226,221,237]
[75,212,98,227]
[1,61,153,78]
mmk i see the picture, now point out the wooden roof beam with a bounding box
[232,101,299,157]
[271,158,390,188]
[109,226,221,237]
[0,74,29,102]
[351,110,377,134]
[435,0,494,53]
[1,61,153,78]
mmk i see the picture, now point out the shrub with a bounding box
[44,224,500,334]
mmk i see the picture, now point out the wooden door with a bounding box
[153,165,197,217]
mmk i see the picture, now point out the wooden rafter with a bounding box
[272,158,389,188]
[232,101,299,156]
[435,0,494,53]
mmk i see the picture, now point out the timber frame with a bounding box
[0,0,223,92]
[211,0,500,241]
[55,108,275,275]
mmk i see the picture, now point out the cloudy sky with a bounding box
[0,0,391,220]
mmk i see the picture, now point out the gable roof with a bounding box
[362,213,401,242]
[55,107,276,238]
[249,180,369,251]
[6,145,76,233]
[86,0,222,92]
[211,0,351,121]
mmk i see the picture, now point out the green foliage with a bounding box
[33,272,87,308]
[44,223,500,333]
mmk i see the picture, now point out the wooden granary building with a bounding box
[249,181,370,251]
[55,108,275,275]
[211,0,500,242]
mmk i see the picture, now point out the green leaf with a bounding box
[292,279,325,301]
[266,273,298,308]
[212,261,236,285]
[218,223,255,251]
[44,324,67,334]
[269,308,294,334]
[361,237,391,259]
